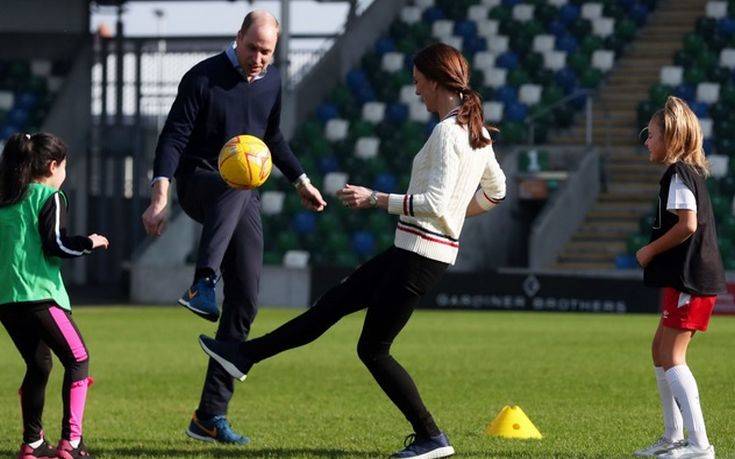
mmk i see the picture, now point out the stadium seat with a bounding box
[487,35,510,53]
[700,117,714,138]
[432,19,455,40]
[705,1,728,19]
[476,18,500,37]
[543,51,567,71]
[362,102,386,124]
[660,66,684,86]
[0,91,13,111]
[473,51,497,70]
[519,84,542,105]
[323,171,349,195]
[581,3,604,20]
[513,4,535,22]
[30,60,52,78]
[381,52,405,73]
[483,101,504,122]
[533,35,555,53]
[416,0,436,10]
[709,154,728,178]
[261,191,285,215]
[591,49,615,72]
[483,67,508,88]
[283,250,310,268]
[399,85,419,105]
[325,119,349,142]
[409,102,432,122]
[696,82,720,103]
[400,6,422,25]
[592,17,615,37]
[354,137,380,159]
[467,5,489,22]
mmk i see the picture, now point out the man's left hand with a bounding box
[298,183,327,212]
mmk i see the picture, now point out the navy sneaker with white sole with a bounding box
[178,277,219,322]
[198,335,253,381]
[185,413,250,445]
[391,432,455,459]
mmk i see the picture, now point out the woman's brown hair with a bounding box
[413,42,497,149]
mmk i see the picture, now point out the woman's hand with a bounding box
[336,184,373,209]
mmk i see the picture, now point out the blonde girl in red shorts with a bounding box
[634,96,726,459]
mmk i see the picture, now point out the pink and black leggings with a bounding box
[0,301,90,444]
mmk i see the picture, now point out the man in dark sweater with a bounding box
[141,10,325,444]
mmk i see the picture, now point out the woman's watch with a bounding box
[368,190,378,207]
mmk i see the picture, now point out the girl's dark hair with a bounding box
[0,132,68,207]
[413,42,497,149]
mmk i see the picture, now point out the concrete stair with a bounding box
[548,0,707,270]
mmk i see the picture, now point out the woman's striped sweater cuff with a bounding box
[388,193,414,216]
[475,189,505,210]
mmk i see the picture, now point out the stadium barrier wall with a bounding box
[311,267,660,314]
[529,147,600,269]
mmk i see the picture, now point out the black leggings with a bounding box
[242,246,448,438]
[0,302,90,443]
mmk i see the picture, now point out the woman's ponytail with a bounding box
[457,87,496,149]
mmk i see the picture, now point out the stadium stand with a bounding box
[260,0,658,268]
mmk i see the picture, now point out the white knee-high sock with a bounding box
[655,366,683,441]
[665,365,710,449]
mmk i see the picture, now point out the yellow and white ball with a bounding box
[218,134,272,189]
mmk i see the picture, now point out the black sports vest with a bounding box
[643,162,726,295]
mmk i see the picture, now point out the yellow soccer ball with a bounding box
[218,134,273,189]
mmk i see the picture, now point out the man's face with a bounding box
[235,24,278,79]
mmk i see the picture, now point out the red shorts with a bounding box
[661,287,716,331]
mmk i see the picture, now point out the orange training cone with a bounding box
[485,405,543,439]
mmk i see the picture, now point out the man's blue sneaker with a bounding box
[391,432,455,458]
[198,335,253,381]
[185,413,250,445]
[178,277,219,322]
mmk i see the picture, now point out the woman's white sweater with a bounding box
[387,115,507,264]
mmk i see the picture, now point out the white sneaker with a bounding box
[656,443,715,458]
[633,437,686,457]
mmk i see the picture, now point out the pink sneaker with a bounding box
[56,439,93,459]
[17,440,57,459]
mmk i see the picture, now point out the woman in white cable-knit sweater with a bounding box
[198,43,507,459]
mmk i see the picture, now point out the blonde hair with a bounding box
[651,96,709,176]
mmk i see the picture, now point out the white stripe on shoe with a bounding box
[185,428,216,442]
[408,446,455,459]
[198,337,247,382]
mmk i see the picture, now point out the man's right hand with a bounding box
[142,179,170,236]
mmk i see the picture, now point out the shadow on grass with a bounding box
[89,446,385,458]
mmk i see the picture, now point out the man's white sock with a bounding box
[655,366,684,441]
[665,365,710,449]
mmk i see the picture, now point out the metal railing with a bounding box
[525,89,611,148]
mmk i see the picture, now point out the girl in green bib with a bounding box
[0,133,108,459]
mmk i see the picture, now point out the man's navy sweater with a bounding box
[153,52,303,181]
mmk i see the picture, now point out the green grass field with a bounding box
[0,307,733,458]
